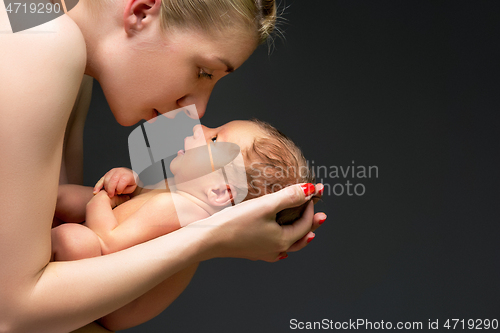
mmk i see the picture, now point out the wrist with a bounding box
[182,215,225,262]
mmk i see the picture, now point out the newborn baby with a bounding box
[51,119,317,329]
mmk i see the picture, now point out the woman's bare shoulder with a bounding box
[0,11,86,66]
[0,14,86,135]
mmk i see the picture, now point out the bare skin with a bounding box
[0,0,326,332]
[52,187,204,331]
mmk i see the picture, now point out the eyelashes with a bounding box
[198,68,213,80]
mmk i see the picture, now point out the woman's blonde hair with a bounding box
[160,0,277,43]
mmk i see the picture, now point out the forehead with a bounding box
[219,120,264,149]
[164,27,258,68]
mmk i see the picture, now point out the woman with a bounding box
[0,0,325,332]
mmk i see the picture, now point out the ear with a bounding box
[123,0,162,35]
[206,184,235,207]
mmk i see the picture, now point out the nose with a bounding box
[192,124,213,141]
[177,86,214,119]
[192,124,203,139]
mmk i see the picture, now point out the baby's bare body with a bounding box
[52,185,208,330]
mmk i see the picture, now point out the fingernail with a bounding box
[307,235,315,243]
[318,187,324,195]
[319,215,327,225]
[301,183,315,196]
[278,254,288,260]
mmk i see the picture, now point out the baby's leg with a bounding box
[51,223,102,261]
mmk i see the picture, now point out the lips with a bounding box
[147,109,159,123]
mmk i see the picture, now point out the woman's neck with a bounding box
[66,0,118,78]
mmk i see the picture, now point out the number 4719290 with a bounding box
[5,2,61,14]
[444,319,498,330]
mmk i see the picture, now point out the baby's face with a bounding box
[196,120,263,152]
[168,121,258,210]
[170,120,263,182]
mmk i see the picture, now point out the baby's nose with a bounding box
[192,124,203,139]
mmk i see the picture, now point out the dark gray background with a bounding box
[83,1,500,332]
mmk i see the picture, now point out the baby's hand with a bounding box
[93,167,138,198]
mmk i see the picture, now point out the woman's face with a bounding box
[97,27,258,126]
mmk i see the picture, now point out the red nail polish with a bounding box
[301,183,315,196]
[278,254,288,260]
[319,217,326,225]
[318,187,324,195]
[307,235,315,243]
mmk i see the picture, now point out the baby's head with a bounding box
[170,119,315,223]
[242,119,316,224]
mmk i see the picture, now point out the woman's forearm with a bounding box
[2,182,318,333]
[7,226,213,333]
[98,263,199,331]
[55,184,95,223]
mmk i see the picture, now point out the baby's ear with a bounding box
[206,184,234,207]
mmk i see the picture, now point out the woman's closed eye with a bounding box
[198,68,213,80]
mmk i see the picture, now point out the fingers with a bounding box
[271,230,316,260]
[93,168,137,197]
[287,231,316,253]
[280,211,326,254]
[103,170,120,197]
[89,190,110,204]
[271,183,316,213]
[115,178,136,195]
[281,200,315,246]
[281,211,327,255]
[93,176,105,194]
[312,183,324,205]
[312,212,327,232]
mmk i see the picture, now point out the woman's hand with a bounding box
[191,183,326,262]
[93,167,138,198]
[287,183,326,254]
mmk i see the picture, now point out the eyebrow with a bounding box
[217,57,235,73]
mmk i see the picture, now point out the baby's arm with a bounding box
[83,191,132,252]
[55,167,136,224]
[85,191,200,254]
[55,184,95,223]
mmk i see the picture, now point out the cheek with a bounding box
[98,45,199,124]
[99,78,146,126]
[170,157,180,175]
[146,65,197,107]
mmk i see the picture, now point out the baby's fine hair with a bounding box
[243,119,316,224]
